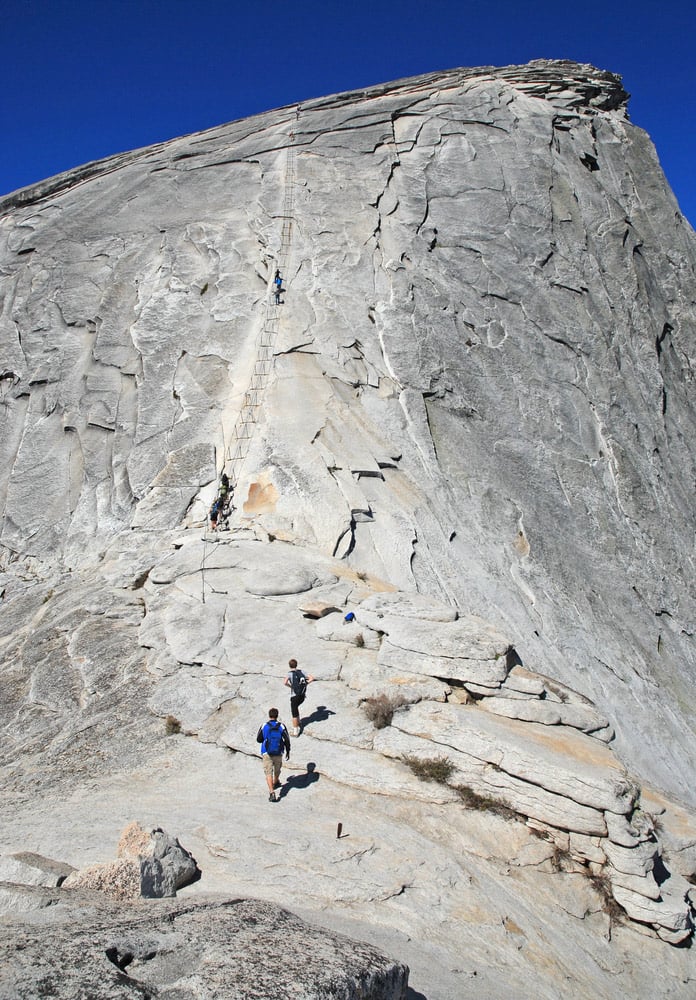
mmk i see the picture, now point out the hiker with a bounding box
[273,269,283,305]
[284,658,315,737]
[209,497,223,531]
[256,707,291,802]
[218,474,233,514]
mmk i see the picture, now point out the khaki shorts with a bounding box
[262,754,282,778]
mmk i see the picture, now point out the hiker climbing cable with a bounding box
[209,497,224,531]
[256,707,291,802]
[218,473,230,500]
[273,268,283,305]
[284,658,315,736]
[208,473,234,532]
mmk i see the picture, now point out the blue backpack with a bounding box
[264,720,284,755]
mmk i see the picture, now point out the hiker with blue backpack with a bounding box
[256,707,291,802]
[284,658,315,737]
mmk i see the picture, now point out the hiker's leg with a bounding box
[263,756,275,795]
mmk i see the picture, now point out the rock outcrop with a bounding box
[61,822,200,900]
[0,891,408,999]
[1,59,696,998]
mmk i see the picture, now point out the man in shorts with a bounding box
[256,707,291,802]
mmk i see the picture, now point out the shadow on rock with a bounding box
[279,762,319,798]
[303,705,336,726]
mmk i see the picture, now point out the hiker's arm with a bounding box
[283,729,291,757]
[308,675,316,683]
[283,676,291,687]
[256,726,264,744]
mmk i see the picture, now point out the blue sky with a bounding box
[2,0,694,225]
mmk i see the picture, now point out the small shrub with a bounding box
[402,754,454,784]
[356,570,368,581]
[587,871,625,926]
[200,282,209,295]
[455,784,519,820]
[355,632,365,648]
[549,845,574,873]
[361,693,408,729]
[165,715,181,736]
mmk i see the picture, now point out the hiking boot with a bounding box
[292,727,300,737]
[268,792,276,803]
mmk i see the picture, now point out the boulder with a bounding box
[63,824,199,901]
[0,894,409,999]
[0,852,74,888]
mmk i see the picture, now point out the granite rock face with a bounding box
[0,892,408,1000]
[1,59,696,999]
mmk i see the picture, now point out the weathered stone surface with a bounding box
[392,701,636,815]
[479,695,610,736]
[612,879,693,939]
[604,839,657,877]
[357,592,459,623]
[501,667,546,697]
[379,638,509,686]
[568,833,606,865]
[62,858,142,901]
[63,825,200,901]
[1,58,696,997]
[374,725,608,835]
[0,894,409,999]
[317,611,382,649]
[0,852,74,888]
[605,810,652,848]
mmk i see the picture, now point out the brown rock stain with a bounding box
[514,530,530,556]
[243,479,279,515]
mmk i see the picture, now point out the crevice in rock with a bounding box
[655,322,672,361]
[333,518,357,560]
[580,153,600,172]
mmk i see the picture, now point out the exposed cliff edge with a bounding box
[1,60,696,998]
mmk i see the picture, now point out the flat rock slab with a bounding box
[221,724,459,805]
[0,853,74,889]
[479,696,609,734]
[0,893,409,999]
[391,701,636,815]
[374,726,607,836]
[358,592,459,622]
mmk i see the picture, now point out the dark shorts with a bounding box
[290,694,305,718]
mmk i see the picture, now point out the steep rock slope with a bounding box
[1,60,696,998]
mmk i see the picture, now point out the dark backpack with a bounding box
[290,670,307,700]
[264,720,284,755]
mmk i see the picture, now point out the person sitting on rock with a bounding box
[284,658,315,737]
[256,707,291,802]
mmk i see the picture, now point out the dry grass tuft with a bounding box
[455,784,519,819]
[361,693,408,729]
[165,715,182,736]
[402,754,455,784]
